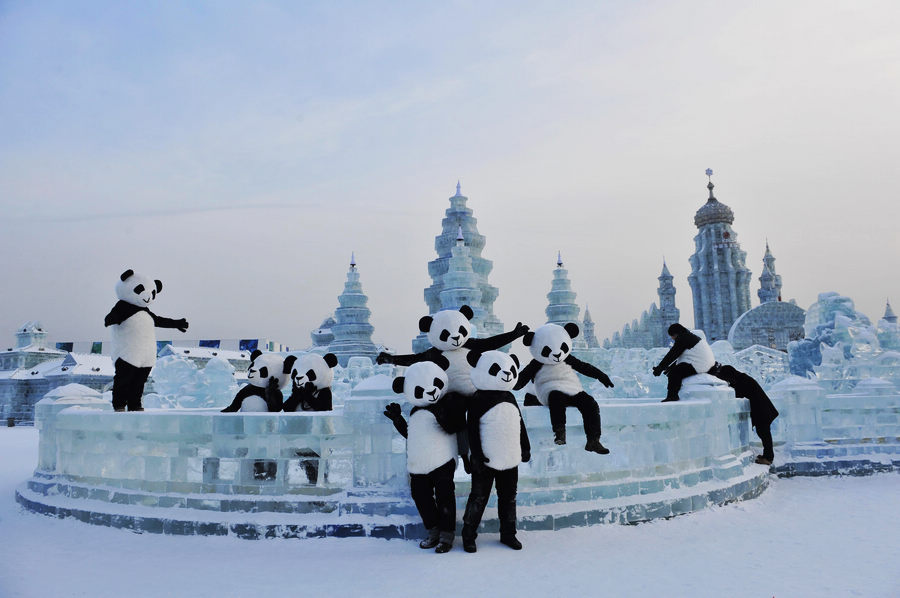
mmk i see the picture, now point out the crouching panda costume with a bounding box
[383,357,464,553]
[462,350,531,553]
[283,353,338,412]
[376,305,529,469]
[103,269,189,412]
[221,351,295,412]
[515,323,613,454]
[652,323,715,402]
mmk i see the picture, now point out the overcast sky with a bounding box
[1,0,898,352]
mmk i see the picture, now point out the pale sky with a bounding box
[1,1,898,352]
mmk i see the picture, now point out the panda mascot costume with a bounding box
[383,357,464,553]
[103,269,189,412]
[221,351,295,412]
[515,323,614,454]
[376,305,528,468]
[283,353,338,412]
[461,350,531,553]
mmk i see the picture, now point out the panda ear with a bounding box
[250,349,263,361]
[418,316,433,333]
[510,353,520,368]
[282,355,297,374]
[434,354,450,371]
[564,323,580,339]
[459,305,474,320]
[391,377,405,394]
[523,331,534,346]
[120,269,134,282]
[155,280,163,293]
[466,351,482,368]
[323,353,338,368]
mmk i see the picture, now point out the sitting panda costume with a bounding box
[103,269,189,412]
[221,351,295,412]
[283,353,338,412]
[383,357,464,553]
[376,305,528,468]
[461,350,531,553]
[515,323,614,454]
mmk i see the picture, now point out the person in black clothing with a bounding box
[710,363,779,465]
[652,323,716,403]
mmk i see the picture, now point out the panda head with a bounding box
[288,353,338,391]
[391,358,450,407]
[115,269,163,308]
[419,305,474,352]
[523,323,579,365]
[246,350,291,389]
[467,350,520,392]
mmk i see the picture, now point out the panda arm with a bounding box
[221,385,258,413]
[149,312,188,330]
[565,355,612,382]
[104,301,142,327]
[513,360,541,390]
[384,348,439,367]
[434,394,466,434]
[264,380,284,412]
[466,396,487,463]
[466,324,528,352]
[310,388,333,411]
[655,332,700,371]
[518,409,531,460]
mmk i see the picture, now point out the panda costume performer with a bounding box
[462,350,531,553]
[515,323,614,454]
[103,269,189,412]
[376,305,528,468]
[221,351,295,412]
[652,323,715,403]
[383,357,465,553]
[283,353,338,412]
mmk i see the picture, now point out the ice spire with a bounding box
[327,256,378,366]
[545,253,586,349]
[582,305,600,348]
[884,299,898,324]
[454,180,462,197]
[557,251,563,268]
[350,251,356,269]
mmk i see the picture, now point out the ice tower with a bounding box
[687,170,752,341]
[882,300,897,325]
[757,241,783,304]
[604,261,680,349]
[582,306,600,348]
[545,252,587,349]
[412,183,504,352]
[327,254,378,366]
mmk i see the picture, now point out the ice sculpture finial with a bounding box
[557,251,563,268]
[706,168,715,200]
[456,225,464,242]
[661,259,671,277]
[350,252,356,269]
[885,299,898,324]
[455,180,462,197]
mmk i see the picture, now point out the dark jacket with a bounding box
[712,365,779,428]
[653,330,701,374]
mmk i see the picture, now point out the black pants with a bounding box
[755,423,774,460]
[665,362,697,400]
[112,358,152,411]
[462,465,518,539]
[548,391,602,440]
[410,459,457,534]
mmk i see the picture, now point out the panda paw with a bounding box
[513,322,529,336]
[376,352,392,365]
[598,374,614,388]
[177,318,189,333]
[383,402,402,421]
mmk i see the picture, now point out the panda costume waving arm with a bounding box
[565,355,614,387]
[513,359,542,390]
[464,321,531,353]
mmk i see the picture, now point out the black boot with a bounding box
[461,526,477,553]
[584,438,610,454]
[553,426,566,445]
[500,534,522,550]
[661,396,679,403]
[419,527,440,549]
[435,531,454,553]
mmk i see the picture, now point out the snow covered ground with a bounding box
[0,428,898,598]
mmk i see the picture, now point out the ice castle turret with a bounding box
[657,260,680,333]
[413,183,504,352]
[883,300,897,325]
[687,170,752,341]
[582,306,600,348]
[328,254,378,366]
[757,241,783,304]
[545,253,586,349]
[604,261,680,349]
[16,321,47,350]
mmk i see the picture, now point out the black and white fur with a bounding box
[221,351,293,412]
[515,323,613,453]
[461,350,530,552]
[383,357,464,553]
[283,353,338,412]
[103,269,189,411]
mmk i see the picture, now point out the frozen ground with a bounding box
[0,428,897,598]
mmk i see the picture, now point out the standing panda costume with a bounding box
[103,269,189,412]
[376,305,528,468]
[383,357,464,553]
[221,351,295,412]
[283,353,338,412]
[515,323,614,454]
[462,350,531,553]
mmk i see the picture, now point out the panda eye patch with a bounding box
[541,346,552,358]
[488,363,501,376]
[561,342,569,353]
[433,378,445,390]
[439,329,450,342]
[414,386,425,399]
[133,284,145,295]
[259,367,269,378]
[458,326,468,337]
[510,365,518,376]
[151,290,156,299]
[306,369,317,382]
